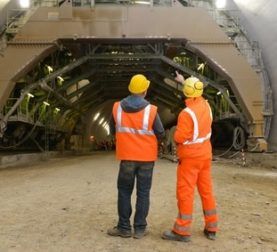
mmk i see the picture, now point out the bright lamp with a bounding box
[19,0,30,8]
[215,0,226,9]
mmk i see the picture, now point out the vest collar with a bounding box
[185,96,204,106]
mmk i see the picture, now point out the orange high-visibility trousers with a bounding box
[173,158,218,236]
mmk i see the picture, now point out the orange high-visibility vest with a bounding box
[174,97,213,160]
[112,101,158,161]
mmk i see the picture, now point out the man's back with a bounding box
[174,96,212,160]
[112,95,163,161]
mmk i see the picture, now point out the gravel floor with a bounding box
[0,152,276,252]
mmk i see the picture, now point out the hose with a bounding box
[214,126,245,158]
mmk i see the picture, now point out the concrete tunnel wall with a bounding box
[231,0,277,151]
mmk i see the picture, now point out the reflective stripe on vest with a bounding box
[116,104,154,135]
[183,102,212,145]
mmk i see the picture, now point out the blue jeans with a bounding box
[117,160,154,232]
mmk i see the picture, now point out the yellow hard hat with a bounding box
[128,74,150,94]
[183,76,204,97]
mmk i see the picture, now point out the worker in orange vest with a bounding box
[108,74,165,239]
[162,72,218,242]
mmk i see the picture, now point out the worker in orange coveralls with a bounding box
[162,71,218,242]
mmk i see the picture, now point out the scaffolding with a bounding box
[189,0,273,140]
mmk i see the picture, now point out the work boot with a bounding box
[203,229,216,240]
[107,227,132,238]
[133,229,149,239]
[162,230,191,242]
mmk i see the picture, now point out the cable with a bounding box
[214,144,234,158]
[0,116,43,149]
[232,126,245,150]
[248,143,259,152]
[214,126,245,158]
[0,93,51,150]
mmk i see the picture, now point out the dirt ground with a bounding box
[0,152,276,252]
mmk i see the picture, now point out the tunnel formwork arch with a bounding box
[0,2,266,151]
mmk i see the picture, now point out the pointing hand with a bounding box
[175,71,185,83]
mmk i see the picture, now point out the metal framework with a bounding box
[0,38,246,150]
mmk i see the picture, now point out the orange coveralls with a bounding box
[172,96,218,236]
